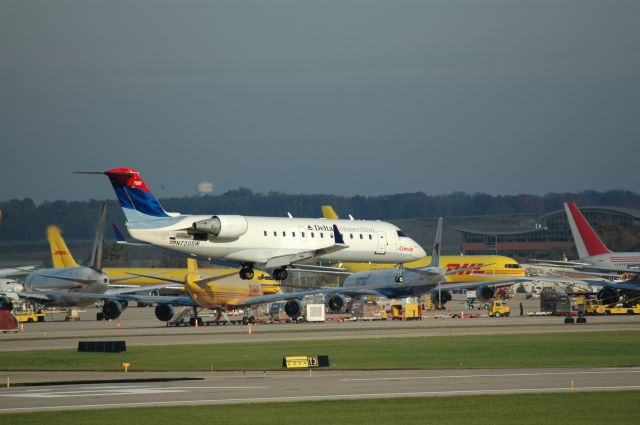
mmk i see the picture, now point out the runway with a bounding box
[1,367,639,413]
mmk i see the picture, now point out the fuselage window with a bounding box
[301,232,305,237]
[360,234,363,239]
[264,231,267,237]
[369,234,373,240]
[311,232,315,238]
[350,234,353,239]
[292,231,296,237]
[273,231,277,237]
[283,231,286,237]
[320,233,324,238]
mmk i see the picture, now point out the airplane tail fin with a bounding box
[88,201,107,272]
[187,258,199,275]
[47,226,80,268]
[76,168,170,222]
[564,202,610,258]
[321,206,340,219]
[429,218,443,267]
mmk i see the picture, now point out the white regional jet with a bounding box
[79,168,425,281]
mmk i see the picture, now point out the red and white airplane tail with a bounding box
[564,202,611,259]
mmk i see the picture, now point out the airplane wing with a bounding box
[288,264,352,275]
[0,266,37,277]
[124,270,239,287]
[264,246,347,269]
[528,259,592,268]
[560,279,640,292]
[11,288,195,307]
[238,285,381,306]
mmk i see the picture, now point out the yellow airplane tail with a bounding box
[187,258,199,275]
[47,226,80,268]
[321,205,339,219]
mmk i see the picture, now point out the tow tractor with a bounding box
[488,300,510,317]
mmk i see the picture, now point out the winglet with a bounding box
[428,218,443,268]
[333,224,345,244]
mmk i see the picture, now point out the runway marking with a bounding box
[2,385,640,412]
[341,369,640,382]
[0,385,271,399]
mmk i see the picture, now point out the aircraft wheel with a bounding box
[242,317,249,325]
[240,268,254,280]
[249,316,256,324]
[274,268,288,281]
[395,275,404,283]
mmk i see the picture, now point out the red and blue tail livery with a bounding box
[105,168,169,220]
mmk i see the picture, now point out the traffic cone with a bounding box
[248,324,252,335]
[195,319,199,328]
[116,321,121,329]
[20,323,24,332]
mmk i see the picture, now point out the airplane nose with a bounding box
[414,244,427,259]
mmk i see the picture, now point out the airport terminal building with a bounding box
[456,206,640,261]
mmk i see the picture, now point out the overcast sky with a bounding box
[1,0,638,203]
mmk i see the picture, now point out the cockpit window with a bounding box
[505,264,522,269]
[397,230,408,237]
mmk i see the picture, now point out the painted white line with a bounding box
[0,386,270,398]
[2,385,640,412]
[341,369,640,382]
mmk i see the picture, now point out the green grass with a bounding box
[2,391,639,424]
[1,331,639,371]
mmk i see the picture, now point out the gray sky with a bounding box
[1,0,639,203]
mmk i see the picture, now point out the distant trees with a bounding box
[1,189,640,241]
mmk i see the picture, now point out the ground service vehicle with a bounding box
[488,300,510,317]
[585,299,640,315]
[13,310,45,323]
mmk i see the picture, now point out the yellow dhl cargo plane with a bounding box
[320,206,525,283]
[47,226,281,295]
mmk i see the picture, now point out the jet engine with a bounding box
[155,303,174,321]
[597,287,618,304]
[284,299,304,319]
[430,289,452,306]
[325,294,351,314]
[476,285,496,302]
[0,296,13,311]
[102,300,125,320]
[191,215,248,239]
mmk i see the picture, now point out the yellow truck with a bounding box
[390,303,423,320]
[585,299,640,315]
[488,300,510,317]
[14,310,46,323]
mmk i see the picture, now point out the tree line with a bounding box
[1,189,639,241]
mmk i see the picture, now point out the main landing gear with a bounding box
[394,264,405,283]
[239,264,288,281]
[272,268,288,281]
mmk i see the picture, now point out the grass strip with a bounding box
[1,391,639,424]
[0,331,639,371]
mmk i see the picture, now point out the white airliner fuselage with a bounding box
[128,215,424,265]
